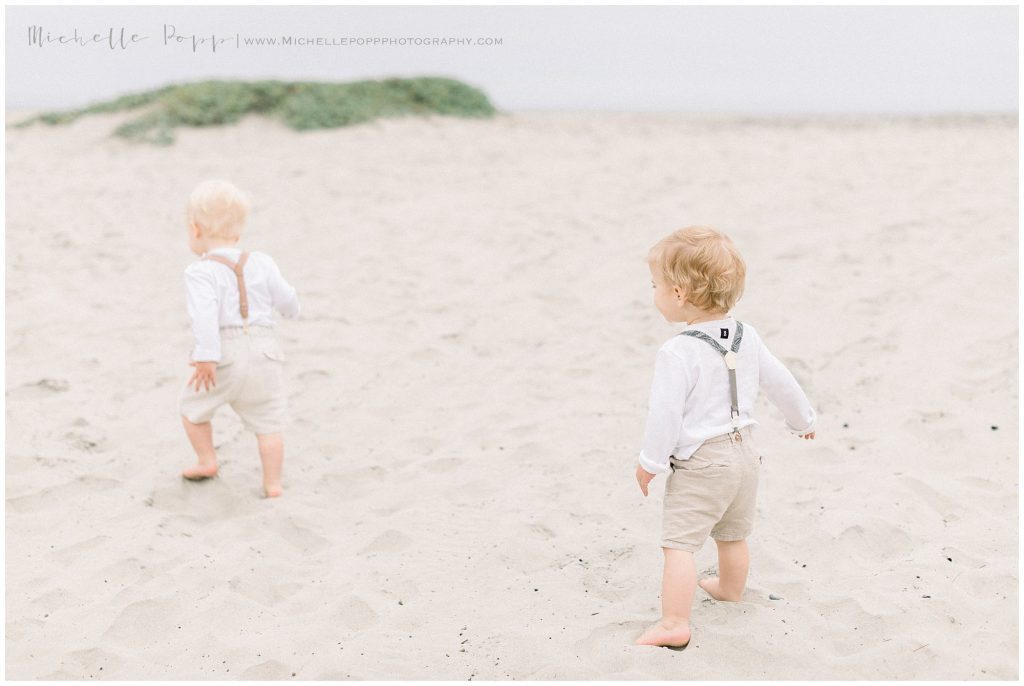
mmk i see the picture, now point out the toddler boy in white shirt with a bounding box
[178,179,300,498]
[634,226,816,650]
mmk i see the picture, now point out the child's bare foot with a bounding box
[698,576,743,601]
[634,619,691,650]
[182,462,218,480]
[263,482,283,498]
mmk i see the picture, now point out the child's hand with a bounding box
[188,361,217,392]
[799,431,816,440]
[636,464,656,497]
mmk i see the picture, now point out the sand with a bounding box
[4,108,1018,680]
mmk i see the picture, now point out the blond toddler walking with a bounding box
[634,226,816,649]
[178,179,300,497]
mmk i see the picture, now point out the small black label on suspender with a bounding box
[720,328,729,339]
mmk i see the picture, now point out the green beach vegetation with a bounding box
[14,77,497,145]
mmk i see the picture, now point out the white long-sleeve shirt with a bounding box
[638,317,815,475]
[184,246,300,362]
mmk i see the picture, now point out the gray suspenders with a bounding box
[678,321,745,436]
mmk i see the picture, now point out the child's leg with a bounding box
[635,547,695,647]
[257,432,284,498]
[181,416,219,479]
[698,539,749,601]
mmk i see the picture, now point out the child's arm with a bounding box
[185,267,221,362]
[184,267,221,391]
[266,257,300,319]
[756,334,816,437]
[636,348,691,495]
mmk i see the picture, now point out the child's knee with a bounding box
[662,545,696,559]
[181,414,211,428]
[713,536,748,547]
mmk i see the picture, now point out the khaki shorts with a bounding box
[178,327,288,435]
[662,426,762,552]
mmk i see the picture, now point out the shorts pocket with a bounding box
[263,350,286,363]
[675,452,727,472]
[678,461,723,472]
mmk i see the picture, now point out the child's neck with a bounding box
[686,311,729,325]
[203,240,239,253]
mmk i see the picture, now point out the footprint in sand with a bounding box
[39,647,122,680]
[939,544,985,568]
[46,534,114,567]
[444,478,497,506]
[358,529,413,556]
[321,465,388,499]
[296,368,334,392]
[836,518,914,560]
[64,429,107,453]
[272,516,331,553]
[240,660,293,680]
[901,412,966,447]
[226,574,306,606]
[422,456,464,474]
[527,522,557,540]
[410,346,443,363]
[411,435,444,457]
[28,587,71,619]
[7,475,119,515]
[899,475,962,522]
[6,378,70,401]
[816,597,890,657]
[146,480,254,520]
[332,595,379,631]
[101,597,181,648]
[960,567,1016,600]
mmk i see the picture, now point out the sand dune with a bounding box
[5,109,1017,679]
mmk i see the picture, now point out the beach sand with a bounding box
[5,108,1018,679]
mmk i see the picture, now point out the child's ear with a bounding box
[672,285,686,305]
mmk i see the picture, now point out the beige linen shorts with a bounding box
[662,426,762,552]
[178,327,288,435]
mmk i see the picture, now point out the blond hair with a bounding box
[649,226,746,312]
[187,179,250,239]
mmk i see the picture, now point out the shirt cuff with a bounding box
[787,419,816,436]
[638,450,671,475]
[191,346,221,363]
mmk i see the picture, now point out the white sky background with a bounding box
[5,4,1019,113]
